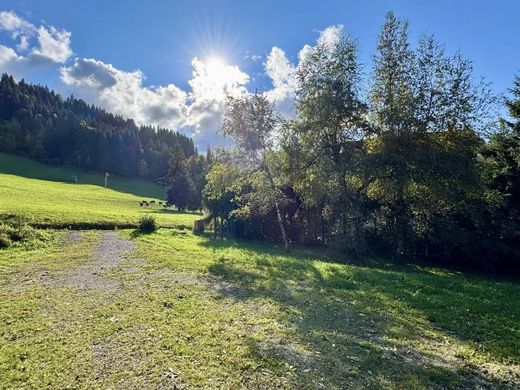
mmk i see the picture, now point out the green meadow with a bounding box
[0,153,519,389]
[0,153,199,229]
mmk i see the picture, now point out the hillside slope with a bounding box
[0,153,199,228]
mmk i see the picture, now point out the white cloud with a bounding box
[317,24,343,48]
[0,11,72,76]
[0,11,34,75]
[31,25,72,63]
[0,10,35,39]
[0,44,22,70]
[241,28,345,124]
[60,56,249,147]
[0,9,346,148]
[264,47,297,117]
[298,44,313,63]
[16,35,30,51]
[188,57,248,104]
[245,52,262,62]
[186,57,249,139]
[262,25,345,119]
[61,58,188,130]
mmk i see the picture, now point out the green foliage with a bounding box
[203,160,239,219]
[167,175,196,211]
[197,12,519,272]
[0,232,11,248]
[165,147,206,211]
[288,27,368,251]
[137,214,157,234]
[220,92,290,250]
[478,74,520,267]
[362,12,493,258]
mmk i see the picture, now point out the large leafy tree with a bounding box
[368,11,420,256]
[196,12,515,272]
[283,30,368,250]
[221,92,290,251]
[166,146,201,211]
[367,12,491,257]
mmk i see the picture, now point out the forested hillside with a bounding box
[0,74,198,181]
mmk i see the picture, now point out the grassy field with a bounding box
[0,153,199,228]
[0,154,519,388]
[0,229,519,389]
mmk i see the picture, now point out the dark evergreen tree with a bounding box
[0,73,205,184]
[480,74,520,270]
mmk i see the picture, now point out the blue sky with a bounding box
[1,0,519,147]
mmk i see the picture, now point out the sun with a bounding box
[204,56,229,86]
[206,55,226,69]
[193,55,248,100]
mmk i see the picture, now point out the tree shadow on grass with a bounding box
[203,238,519,388]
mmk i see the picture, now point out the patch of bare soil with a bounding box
[131,270,246,297]
[48,232,135,291]
[65,230,84,244]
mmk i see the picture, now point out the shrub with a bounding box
[137,214,157,234]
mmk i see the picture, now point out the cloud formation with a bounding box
[60,56,249,147]
[31,25,72,63]
[61,58,188,130]
[262,25,344,118]
[185,57,249,146]
[264,47,298,117]
[0,10,344,148]
[0,11,73,79]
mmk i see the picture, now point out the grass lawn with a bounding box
[0,153,200,228]
[0,153,166,199]
[1,229,519,389]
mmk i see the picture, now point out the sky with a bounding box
[1,0,519,148]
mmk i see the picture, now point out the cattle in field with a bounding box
[150,200,156,205]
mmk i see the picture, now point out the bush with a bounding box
[137,214,157,234]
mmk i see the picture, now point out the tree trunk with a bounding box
[265,163,289,252]
[395,195,407,257]
[273,197,289,252]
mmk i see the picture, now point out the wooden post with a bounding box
[192,212,214,235]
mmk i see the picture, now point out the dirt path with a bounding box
[44,231,139,291]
